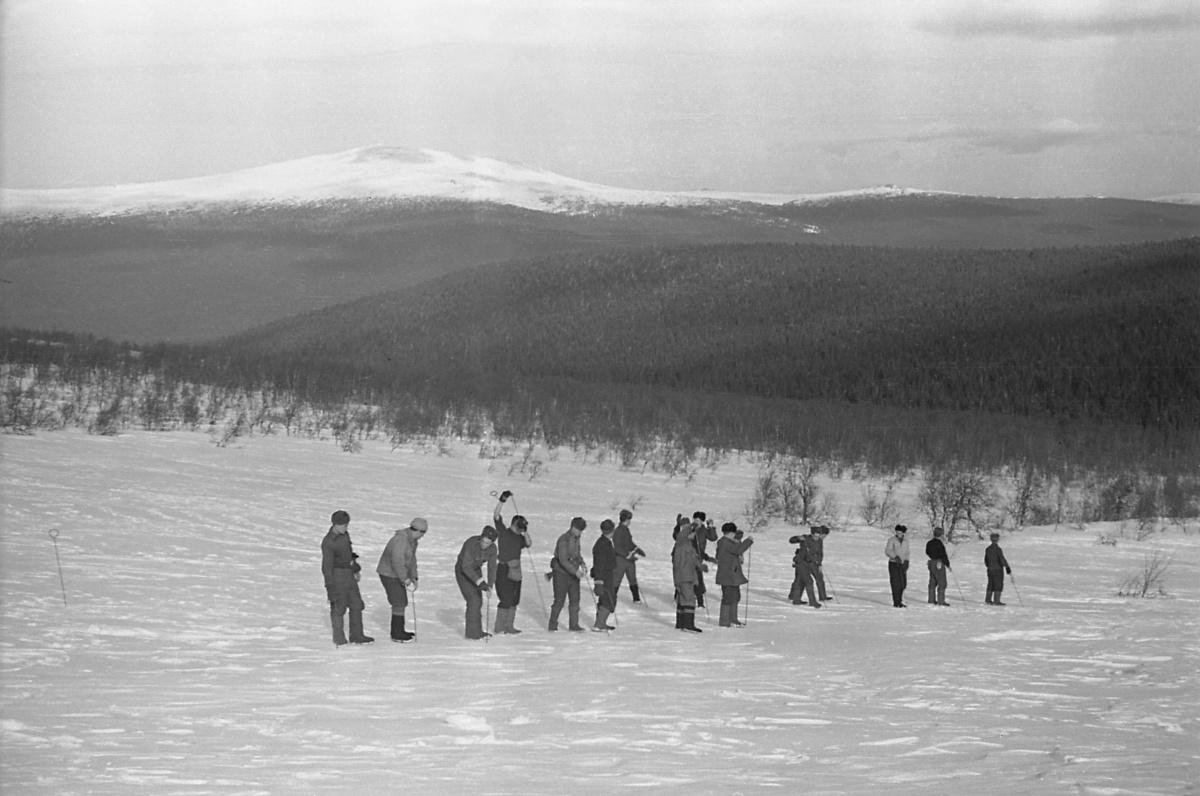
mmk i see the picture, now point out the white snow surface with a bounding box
[0,145,935,217]
[2,430,1198,794]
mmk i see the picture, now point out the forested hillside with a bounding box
[5,238,1197,474]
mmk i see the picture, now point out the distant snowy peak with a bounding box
[0,145,942,217]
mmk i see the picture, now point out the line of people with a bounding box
[320,500,1016,647]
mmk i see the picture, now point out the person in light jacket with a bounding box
[548,517,588,631]
[455,526,498,640]
[377,517,428,642]
[885,524,911,608]
[715,522,754,627]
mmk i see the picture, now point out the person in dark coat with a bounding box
[691,512,718,608]
[925,526,951,606]
[885,524,911,608]
[591,519,618,631]
[809,525,831,602]
[672,515,702,632]
[492,490,532,635]
[612,509,646,604]
[788,530,822,608]
[455,526,498,640]
[984,532,1012,606]
[321,510,374,646]
[548,517,587,631]
[715,522,754,627]
[376,517,427,642]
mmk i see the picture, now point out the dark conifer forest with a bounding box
[4,237,1197,478]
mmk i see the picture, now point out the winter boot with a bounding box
[681,609,703,633]
[494,607,513,635]
[675,610,684,629]
[719,603,732,627]
[348,610,374,644]
[393,615,414,643]
[630,584,642,603]
[592,607,615,631]
[568,606,583,632]
[985,590,994,605]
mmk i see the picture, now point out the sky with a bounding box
[2,0,1198,198]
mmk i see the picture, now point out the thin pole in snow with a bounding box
[743,547,752,625]
[48,533,67,607]
[1009,572,1023,606]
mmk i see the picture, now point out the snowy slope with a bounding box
[0,145,934,217]
[2,430,1197,794]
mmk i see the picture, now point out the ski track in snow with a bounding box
[2,430,1198,794]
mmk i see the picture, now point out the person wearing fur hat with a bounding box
[377,517,428,642]
[547,517,588,631]
[591,519,618,631]
[925,527,951,606]
[612,509,646,605]
[715,522,754,627]
[321,510,374,646]
[984,532,1012,606]
[492,490,532,635]
[788,529,822,609]
[672,515,703,632]
[455,525,498,640]
[885,524,911,608]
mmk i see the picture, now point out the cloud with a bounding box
[918,3,1200,40]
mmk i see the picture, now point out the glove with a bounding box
[405,580,417,592]
[593,580,604,597]
[1006,568,1012,575]
[478,581,491,592]
[499,490,512,502]
[634,547,646,558]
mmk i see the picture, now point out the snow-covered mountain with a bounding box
[0,145,932,217]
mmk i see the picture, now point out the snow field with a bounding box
[2,430,1197,794]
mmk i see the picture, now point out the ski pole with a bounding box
[1009,572,1023,606]
[824,568,837,602]
[485,585,492,644]
[744,548,752,625]
[48,529,67,607]
[949,566,968,608]
[410,589,418,640]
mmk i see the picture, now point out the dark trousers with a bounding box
[379,574,409,616]
[328,570,365,644]
[613,557,638,598]
[549,570,581,630]
[888,560,909,606]
[496,562,523,609]
[790,565,817,604]
[456,571,486,639]
[986,568,1005,599]
[811,566,829,601]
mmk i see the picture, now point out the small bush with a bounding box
[1117,551,1173,597]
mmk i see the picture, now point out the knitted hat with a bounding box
[410,517,429,532]
[894,524,907,533]
[932,527,944,537]
[989,532,1000,540]
[512,515,528,530]
[693,511,707,521]
[619,509,633,521]
[331,510,350,526]
[721,522,738,535]
[571,517,587,530]
[600,519,615,533]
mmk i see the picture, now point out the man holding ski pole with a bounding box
[492,490,532,635]
[455,525,498,640]
[377,517,428,642]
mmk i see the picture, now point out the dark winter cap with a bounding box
[989,532,1001,540]
[932,527,944,537]
[331,510,350,526]
[619,509,633,521]
[571,517,587,530]
[600,519,615,533]
[693,511,707,521]
[894,524,907,533]
[512,515,528,530]
[481,525,498,541]
[721,522,738,535]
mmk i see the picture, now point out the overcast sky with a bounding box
[2,0,1197,198]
